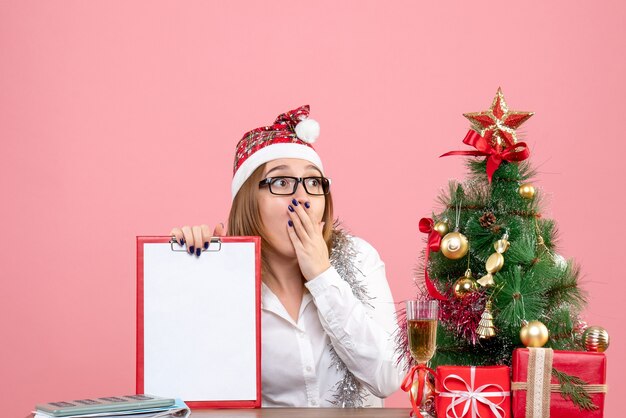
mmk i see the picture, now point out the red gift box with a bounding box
[512,348,607,417]
[436,365,511,418]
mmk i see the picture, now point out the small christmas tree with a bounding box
[399,88,589,369]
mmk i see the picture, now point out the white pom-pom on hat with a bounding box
[295,118,320,143]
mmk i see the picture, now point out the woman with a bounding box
[170,105,403,407]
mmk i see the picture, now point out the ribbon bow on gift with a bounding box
[441,130,530,183]
[439,366,510,418]
[419,218,447,301]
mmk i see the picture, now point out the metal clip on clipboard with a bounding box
[169,236,222,252]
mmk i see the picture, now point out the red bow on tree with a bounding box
[419,218,447,301]
[440,129,530,183]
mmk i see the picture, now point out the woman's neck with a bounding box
[263,252,305,322]
[263,252,304,295]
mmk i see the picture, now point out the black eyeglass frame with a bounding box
[258,176,332,196]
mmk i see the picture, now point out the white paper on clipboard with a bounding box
[137,236,261,407]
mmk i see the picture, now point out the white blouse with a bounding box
[260,236,404,407]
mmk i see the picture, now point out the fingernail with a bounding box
[179,239,184,246]
[196,248,201,256]
[292,198,299,206]
[288,220,293,227]
[189,246,195,254]
[304,202,310,209]
[288,205,295,212]
[204,242,209,249]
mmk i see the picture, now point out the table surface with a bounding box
[26,408,413,418]
[187,408,412,417]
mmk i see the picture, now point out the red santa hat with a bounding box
[231,105,323,199]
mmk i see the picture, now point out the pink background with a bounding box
[1,1,624,416]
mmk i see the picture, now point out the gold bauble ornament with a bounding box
[409,373,436,414]
[477,301,496,339]
[454,269,478,298]
[410,380,420,400]
[433,220,449,237]
[520,320,549,347]
[582,326,610,352]
[440,231,469,260]
[410,375,435,404]
[518,183,536,199]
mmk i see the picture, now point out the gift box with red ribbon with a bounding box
[436,365,511,418]
[512,348,607,417]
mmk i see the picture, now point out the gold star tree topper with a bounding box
[463,88,534,149]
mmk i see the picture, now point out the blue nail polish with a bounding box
[288,205,295,212]
[204,242,209,249]
[189,245,195,254]
[196,248,201,256]
[288,220,293,227]
[292,198,299,206]
[304,202,310,209]
[179,239,184,246]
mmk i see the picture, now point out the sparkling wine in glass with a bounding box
[406,300,439,417]
[408,317,437,363]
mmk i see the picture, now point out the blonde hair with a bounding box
[227,163,334,276]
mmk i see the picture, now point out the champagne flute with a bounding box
[406,300,438,417]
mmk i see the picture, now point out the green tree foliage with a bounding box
[426,159,587,367]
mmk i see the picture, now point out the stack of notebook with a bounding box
[34,395,190,418]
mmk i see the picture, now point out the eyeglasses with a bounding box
[258,176,331,196]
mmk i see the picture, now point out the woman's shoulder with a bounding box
[346,235,384,265]
[345,235,391,296]
[348,235,376,251]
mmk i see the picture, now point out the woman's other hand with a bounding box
[286,198,331,281]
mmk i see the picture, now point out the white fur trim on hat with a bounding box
[295,118,320,143]
[231,143,324,200]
